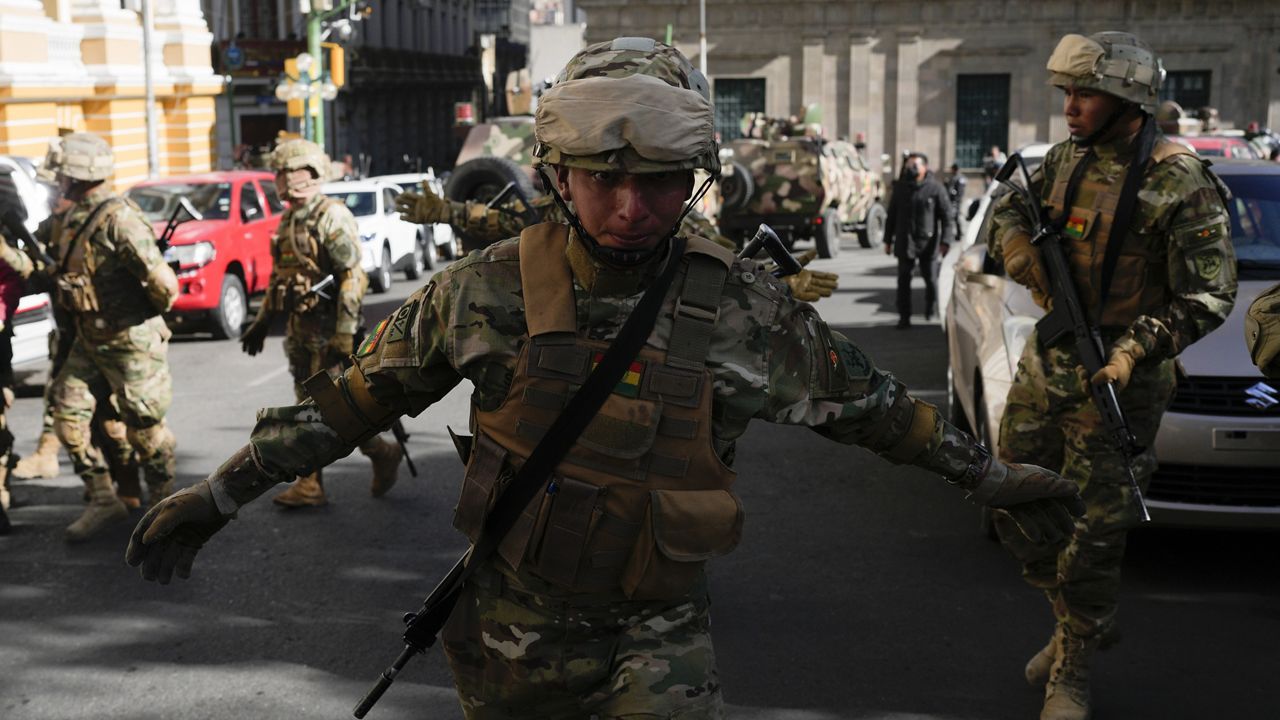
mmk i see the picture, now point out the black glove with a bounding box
[240,316,270,356]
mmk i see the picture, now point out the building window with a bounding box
[955,74,1010,169]
[1160,70,1211,110]
[713,78,765,141]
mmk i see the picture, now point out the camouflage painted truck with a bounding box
[717,136,886,258]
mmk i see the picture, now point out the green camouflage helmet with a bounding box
[271,138,329,179]
[534,37,719,175]
[1046,32,1165,111]
[58,132,113,182]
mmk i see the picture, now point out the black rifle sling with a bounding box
[59,197,124,271]
[1097,116,1157,320]
[447,234,690,601]
[1049,147,1094,232]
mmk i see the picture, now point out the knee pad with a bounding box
[127,423,176,461]
[53,416,91,453]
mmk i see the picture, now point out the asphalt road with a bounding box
[2,236,1277,720]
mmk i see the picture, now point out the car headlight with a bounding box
[163,241,216,270]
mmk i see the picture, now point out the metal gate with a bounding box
[956,74,1010,168]
[714,78,766,141]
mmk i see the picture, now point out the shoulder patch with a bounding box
[357,317,389,357]
[384,299,419,344]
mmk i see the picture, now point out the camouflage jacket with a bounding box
[989,133,1236,363]
[1246,282,1280,378]
[266,193,364,336]
[26,185,176,338]
[217,226,983,513]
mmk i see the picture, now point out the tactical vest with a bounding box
[57,196,160,332]
[271,195,342,315]
[1045,138,1194,328]
[455,224,744,601]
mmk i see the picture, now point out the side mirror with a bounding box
[966,199,980,222]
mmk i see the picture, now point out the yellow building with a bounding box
[0,0,221,189]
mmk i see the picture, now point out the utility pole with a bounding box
[141,0,159,178]
[699,0,707,76]
[308,8,325,148]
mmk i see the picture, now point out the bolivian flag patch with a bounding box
[592,352,645,398]
[1064,216,1087,239]
[357,318,389,357]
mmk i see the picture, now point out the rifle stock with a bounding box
[1,207,57,267]
[1000,155,1152,523]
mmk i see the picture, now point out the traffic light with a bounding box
[322,42,345,88]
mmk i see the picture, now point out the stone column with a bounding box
[156,0,219,174]
[0,0,89,158]
[894,31,920,159]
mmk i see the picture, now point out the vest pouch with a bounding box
[452,432,510,543]
[621,488,744,601]
[530,476,604,588]
[55,272,100,313]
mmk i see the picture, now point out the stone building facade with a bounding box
[576,0,1280,175]
[0,0,220,188]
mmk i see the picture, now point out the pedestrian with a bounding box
[1246,283,1280,378]
[883,151,955,327]
[0,133,181,542]
[983,145,1008,186]
[988,32,1236,720]
[395,176,841,303]
[946,161,968,240]
[127,38,1083,719]
[238,138,403,507]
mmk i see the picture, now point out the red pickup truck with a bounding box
[127,171,281,339]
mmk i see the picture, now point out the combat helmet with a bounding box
[57,132,113,182]
[1047,32,1165,111]
[533,36,719,176]
[271,138,329,199]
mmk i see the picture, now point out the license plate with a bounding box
[1212,428,1280,451]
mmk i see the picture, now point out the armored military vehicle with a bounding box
[717,134,885,258]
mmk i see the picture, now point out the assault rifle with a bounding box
[157,196,203,253]
[0,207,58,268]
[486,180,541,227]
[994,155,1151,523]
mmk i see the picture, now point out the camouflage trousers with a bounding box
[995,330,1175,638]
[50,316,175,490]
[441,565,723,719]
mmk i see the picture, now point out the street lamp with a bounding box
[274,51,340,144]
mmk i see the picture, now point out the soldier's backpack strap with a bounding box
[666,235,733,371]
[518,221,577,336]
[59,197,125,271]
[297,195,341,275]
[1149,136,1195,165]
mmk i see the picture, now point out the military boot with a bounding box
[13,431,61,480]
[65,473,130,542]
[1040,628,1101,720]
[362,436,403,498]
[272,472,327,508]
[1027,623,1122,687]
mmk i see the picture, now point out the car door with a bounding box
[251,178,284,291]
[237,182,274,289]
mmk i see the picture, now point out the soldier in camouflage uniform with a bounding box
[0,133,181,542]
[1246,283,1280,378]
[394,182,841,303]
[238,138,402,507]
[128,39,1084,719]
[7,139,141,508]
[987,32,1237,720]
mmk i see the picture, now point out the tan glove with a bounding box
[125,480,230,584]
[326,332,355,360]
[1001,232,1051,306]
[240,314,270,356]
[1090,336,1145,391]
[785,269,839,302]
[961,454,1085,545]
[394,180,451,224]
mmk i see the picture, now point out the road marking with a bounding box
[248,364,292,387]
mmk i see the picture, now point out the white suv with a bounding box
[322,179,422,293]
[371,171,463,268]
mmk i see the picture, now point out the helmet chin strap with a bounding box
[1073,102,1140,147]
[535,167,716,268]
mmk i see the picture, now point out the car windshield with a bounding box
[1220,172,1280,279]
[128,182,232,221]
[325,190,376,217]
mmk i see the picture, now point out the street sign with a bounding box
[224,45,245,71]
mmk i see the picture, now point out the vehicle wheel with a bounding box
[210,273,247,340]
[371,246,393,294]
[719,162,754,211]
[971,387,1001,542]
[815,208,841,259]
[438,225,463,261]
[857,202,887,249]
[404,231,432,281]
[443,156,537,204]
